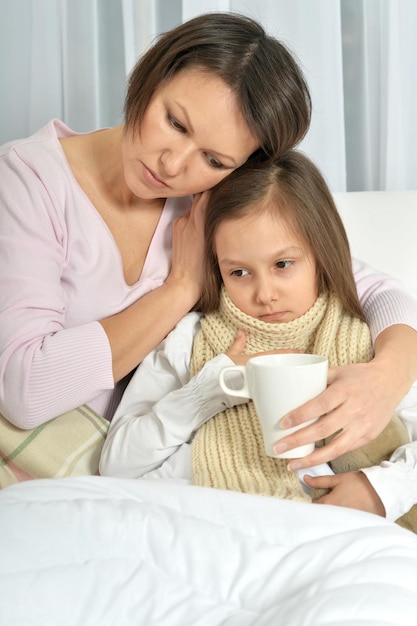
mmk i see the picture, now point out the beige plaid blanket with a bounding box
[0,406,109,488]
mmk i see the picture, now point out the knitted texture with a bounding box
[190,289,371,500]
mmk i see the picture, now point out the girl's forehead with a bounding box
[216,209,291,237]
[215,205,311,251]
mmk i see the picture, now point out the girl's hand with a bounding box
[167,192,209,304]
[304,471,386,516]
[226,330,302,365]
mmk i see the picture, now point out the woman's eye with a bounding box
[276,260,293,269]
[231,268,249,277]
[206,154,224,169]
[168,114,186,132]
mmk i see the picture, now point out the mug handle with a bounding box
[219,365,250,398]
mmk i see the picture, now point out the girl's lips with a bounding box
[259,311,288,323]
[142,163,168,189]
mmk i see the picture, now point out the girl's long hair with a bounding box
[197,150,365,321]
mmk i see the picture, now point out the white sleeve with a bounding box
[99,312,242,479]
[353,257,417,341]
[360,386,417,521]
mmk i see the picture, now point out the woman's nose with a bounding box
[160,147,189,177]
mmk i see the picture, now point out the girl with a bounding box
[100,151,417,528]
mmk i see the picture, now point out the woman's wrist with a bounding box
[163,273,202,311]
[373,324,417,394]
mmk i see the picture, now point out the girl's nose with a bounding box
[255,278,278,304]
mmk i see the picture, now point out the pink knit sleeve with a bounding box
[0,146,114,428]
[353,258,417,341]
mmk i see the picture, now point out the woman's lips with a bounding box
[142,163,168,189]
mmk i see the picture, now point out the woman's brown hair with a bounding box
[198,150,365,321]
[124,12,311,162]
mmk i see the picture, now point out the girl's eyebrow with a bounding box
[219,246,303,266]
[173,100,239,167]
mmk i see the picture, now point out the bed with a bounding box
[1,190,417,625]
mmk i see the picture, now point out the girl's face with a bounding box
[122,67,259,199]
[215,209,318,322]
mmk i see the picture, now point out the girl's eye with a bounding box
[206,154,224,169]
[276,260,293,269]
[231,268,249,278]
[168,114,186,132]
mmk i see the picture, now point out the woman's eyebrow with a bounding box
[174,101,195,133]
[173,100,239,166]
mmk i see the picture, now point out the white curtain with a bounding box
[0,0,416,192]
[341,0,417,190]
[0,0,127,139]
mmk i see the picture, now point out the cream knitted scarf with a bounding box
[190,288,373,502]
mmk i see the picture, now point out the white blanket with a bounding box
[1,476,417,625]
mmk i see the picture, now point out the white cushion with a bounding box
[334,190,417,299]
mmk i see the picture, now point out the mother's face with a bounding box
[122,67,260,200]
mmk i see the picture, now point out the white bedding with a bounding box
[1,476,417,625]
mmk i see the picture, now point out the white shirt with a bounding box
[100,311,417,522]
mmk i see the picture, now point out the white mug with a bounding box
[219,353,328,459]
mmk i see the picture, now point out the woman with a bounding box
[0,13,416,469]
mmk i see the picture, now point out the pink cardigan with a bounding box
[0,120,190,426]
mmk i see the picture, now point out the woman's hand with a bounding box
[226,331,302,365]
[304,471,386,517]
[274,361,396,469]
[101,192,211,382]
[167,192,209,305]
[274,325,417,471]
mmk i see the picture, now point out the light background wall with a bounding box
[1,0,416,192]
